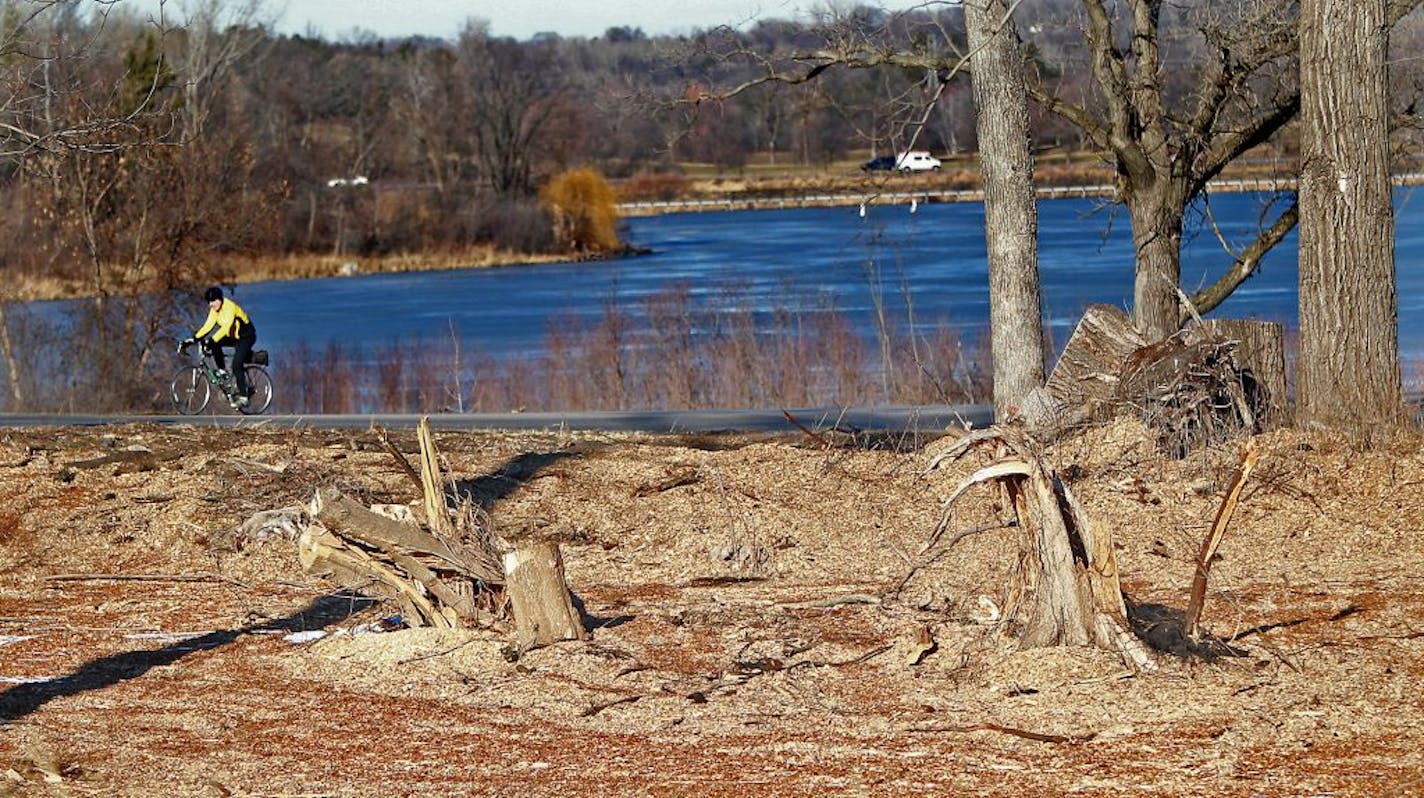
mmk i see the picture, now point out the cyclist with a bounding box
[183,286,258,408]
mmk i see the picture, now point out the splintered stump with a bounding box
[503,541,588,651]
[296,417,587,645]
[930,428,1155,671]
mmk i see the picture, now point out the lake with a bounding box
[19,189,1403,377]
[227,189,1422,370]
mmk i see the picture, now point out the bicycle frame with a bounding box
[172,340,272,415]
[179,343,235,392]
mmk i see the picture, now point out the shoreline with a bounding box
[7,247,587,304]
[17,172,1421,303]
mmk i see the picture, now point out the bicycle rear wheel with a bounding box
[171,366,211,415]
[239,365,273,415]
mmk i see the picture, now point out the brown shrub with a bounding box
[540,168,622,254]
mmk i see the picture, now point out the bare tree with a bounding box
[164,0,269,142]
[1296,0,1403,428]
[0,1,178,408]
[455,22,572,197]
[1024,1,1302,340]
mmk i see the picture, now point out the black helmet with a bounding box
[203,286,223,302]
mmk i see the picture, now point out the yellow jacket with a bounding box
[194,299,253,343]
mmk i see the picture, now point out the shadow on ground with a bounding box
[0,592,375,726]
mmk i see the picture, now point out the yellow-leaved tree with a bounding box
[540,168,622,255]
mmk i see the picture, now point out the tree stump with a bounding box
[929,428,1155,671]
[1023,304,1146,432]
[1189,318,1286,426]
[1028,306,1278,454]
[503,541,587,651]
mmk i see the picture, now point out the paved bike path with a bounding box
[0,404,993,433]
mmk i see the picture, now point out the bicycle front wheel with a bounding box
[171,366,211,415]
[239,365,273,415]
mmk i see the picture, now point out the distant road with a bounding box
[618,172,1424,216]
[0,404,994,434]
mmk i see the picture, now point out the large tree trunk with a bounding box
[1297,0,1401,428]
[1129,184,1187,342]
[965,0,1046,416]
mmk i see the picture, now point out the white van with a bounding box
[895,151,942,172]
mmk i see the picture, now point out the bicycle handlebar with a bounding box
[176,338,214,361]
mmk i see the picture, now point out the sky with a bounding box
[126,1,940,42]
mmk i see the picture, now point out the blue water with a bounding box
[175,188,1424,362]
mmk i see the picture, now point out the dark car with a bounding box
[860,155,897,172]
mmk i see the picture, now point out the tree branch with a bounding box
[1024,82,1113,152]
[1184,199,1298,321]
[1081,0,1152,181]
[1191,92,1300,196]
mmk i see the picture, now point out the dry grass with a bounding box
[220,247,573,284]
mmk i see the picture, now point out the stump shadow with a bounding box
[0,592,376,726]
[453,450,582,510]
[1125,596,1250,660]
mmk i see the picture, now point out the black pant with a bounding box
[207,333,256,396]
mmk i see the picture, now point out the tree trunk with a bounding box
[1297,0,1401,428]
[1129,185,1186,342]
[965,0,1046,416]
[503,541,587,651]
[0,305,23,408]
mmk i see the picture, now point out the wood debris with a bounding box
[1026,305,1279,456]
[291,418,586,649]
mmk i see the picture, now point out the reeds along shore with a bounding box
[274,291,995,416]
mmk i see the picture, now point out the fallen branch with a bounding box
[885,520,1012,600]
[690,643,893,703]
[634,468,701,497]
[777,594,882,610]
[397,637,480,665]
[908,722,1097,744]
[45,572,250,588]
[64,449,173,469]
[301,524,456,628]
[580,694,642,717]
[781,409,830,447]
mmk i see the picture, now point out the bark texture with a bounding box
[965,0,1046,415]
[504,542,588,651]
[1297,0,1401,427]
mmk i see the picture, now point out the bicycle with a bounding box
[171,340,274,415]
